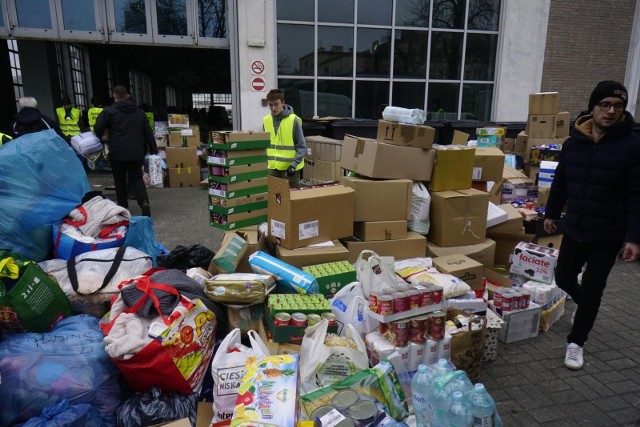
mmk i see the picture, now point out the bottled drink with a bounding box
[471,383,497,427]
[446,391,473,427]
[411,364,433,427]
[382,106,426,125]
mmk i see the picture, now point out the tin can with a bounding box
[307,313,322,326]
[291,312,307,327]
[501,289,513,312]
[379,322,389,335]
[369,291,380,313]
[349,400,379,425]
[406,290,421,310]
[332,389,359,413]
[274,312,291,326]
[387,319,410,346]
[321,312,337,326]
[493,289,504,308]
[520,289,531,309]
[416,285,431,307]
[309,405,336,421]
[409,315,428,343]
[427,311,446,340]
[510,289,521,311]
[392,292,409,313]
[378,295,394,315]
[430,285,444,304]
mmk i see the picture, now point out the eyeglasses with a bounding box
[598,102,625,112]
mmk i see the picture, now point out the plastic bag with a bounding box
[354,250,399,298]
[116,386,197,427]
[395,258,470,299]
[16,400,103,427]
[408,182,431,235]
[157,244,215,271]
[0,129,90,261]
[124,216,163,266]
[329,282,378,337]
[144,154,165,189]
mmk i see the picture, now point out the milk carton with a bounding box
[509,241,559,284]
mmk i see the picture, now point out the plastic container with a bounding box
[446,391,473,426]
[471,383,497,427]
[411,364,432,427]
[382,106,426,125]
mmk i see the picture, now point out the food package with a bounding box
[248,251,319,295]
[204,273,276,304]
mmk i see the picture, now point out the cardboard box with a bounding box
[209,193,268,208]
[169,125,201,147]
[210,131,271,150]
[523,137,566,162]
[555,111,571,138]
[305,135,342,161]
[303,158,342,184]
[226,303,263,334]
[529,147,561,167]
[429,146,476,192]
[302,260,356,297]
[341,231,427,263]
[341,176,412,221]
[487,204,524,234]
[208,231,250,275]
[528,92,560,115]
[208,162,268,183]
[208,177,268,199]
[168,113,189,128]
[427,239,496,267]
[432,253,484,290]
[209,208,268,231]
[340,135,435,180]
[473,147,505,182]
[490,301,542,343]
[196,402,214,427]
[167,166,201,188]
[534,234,563,249]
[538,160,558,189]
[376,120,435,149]
[526,114,556,139]
[164,146,199,168]
[263,304,337,343]
[486,229,533,266]
[268,176,354,249]
[476,135,498,148]
[276,240,350,268]
[429,188,489,247]
[501,165,535,204]
[502,138,515,153]
[353,220,408,241]
[208,148,267,167]
[226,226,266,273]
[487,202,508,228]
[509,241,559,284]
[536,187,550,208]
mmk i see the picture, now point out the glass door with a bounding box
[150,0,195,45]
[105,0,153,43]
[54,0,105,41]
[6,0,59,39]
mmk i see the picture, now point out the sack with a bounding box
[210,328,270,426]
[101,276,217,395]
[0,253,72,333]
[116,386,197,427]
[124,216,163,266]
[18,400,103,427]
[70,132,102,156]
[299,319,368,395]
[53,221,126,261]
[38,246,152,318]
[408,182,431,235]
[448,308,487,382]
[329,282,378,337]
[354,250,399,298]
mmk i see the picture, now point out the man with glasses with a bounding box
[544,81,640,370]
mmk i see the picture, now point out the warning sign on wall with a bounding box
[251,59,265,75]
[251,77,266,92]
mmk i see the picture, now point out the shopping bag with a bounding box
[448,308,487,382]
[408,181,431,234]
[329,282,378,337]
[299,319,369,395]
[210,328,270,426]
[52,221,126,261]
[123,216,163,266]
[354,250,399,297]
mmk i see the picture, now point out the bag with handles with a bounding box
[354,250,400,298]
[329,282,378,337]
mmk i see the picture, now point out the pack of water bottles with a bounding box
[412,359,503,427]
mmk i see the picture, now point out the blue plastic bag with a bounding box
[123,216,162,266]
[0,130,90,261]
[16,400,103,427]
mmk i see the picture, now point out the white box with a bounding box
[538,160,558,189]
[490,301,542,343]
[509,241,559,284]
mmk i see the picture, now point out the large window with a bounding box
[276,0,500,120]
[7,39,23,111]
[69,45,87,111]
[129,69,152,106]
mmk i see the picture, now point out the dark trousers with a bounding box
[109,158,148,209]
[555,235,621,347]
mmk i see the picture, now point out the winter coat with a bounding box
[10,107,65,140]
[94,99,157,161]
[545,112,640,243]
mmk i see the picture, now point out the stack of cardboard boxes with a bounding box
[303,135,343,184]
[165,114,202,187]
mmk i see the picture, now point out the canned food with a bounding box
[501,289,513,312]
[409,315,429,343]
[348,400,379,425]
[291,312,307,327]
[309,405,336,420]
[392,292,409,313]
[378,295,394,315]
[274,312,291,326]
[520,289,531,309]
[321,312,337,326]
[307,313,322,326]
[379,322,390,335]
[429,285,444,304]
[406,290,421,310]
[332,389,359,412]
[510,289,521,311]
[493,289,504,308]
[387,319,410,346]
[369,291,380,313]
[427,311,446,340]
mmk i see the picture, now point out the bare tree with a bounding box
[198,0,226,38]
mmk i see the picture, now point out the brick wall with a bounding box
[542,0,637,120]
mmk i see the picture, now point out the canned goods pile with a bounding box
[309,390,391,427]
[268,294,335,328]
[301,260,357,297]
[493,287,531,312]
[378,309,447,347]
[302,260,354,277]
[368,283,443,316]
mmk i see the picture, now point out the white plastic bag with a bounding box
[329,282,378,337]
[145,154,165,189]
[408,182,431,235]
[70,131,103,156]
[354,250,399,297]
[210,328,270,425]
[299,319,369,395]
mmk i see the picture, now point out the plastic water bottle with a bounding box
[411,364,432,427]
[446,391,473,426]
[471,383,497,427]
[382,106,426,125]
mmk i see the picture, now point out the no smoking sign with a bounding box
[251,59,265,75]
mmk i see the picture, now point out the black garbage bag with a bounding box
[116,387,197,427]
[157,244,215,271]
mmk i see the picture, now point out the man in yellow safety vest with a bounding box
[56,96,85,143]
[87,95,104,132]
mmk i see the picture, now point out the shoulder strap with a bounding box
[40,117,52,129]
[68,245,127,294]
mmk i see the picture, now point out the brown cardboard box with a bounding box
[487,204,523,234]
[225,226,266,273]
[534,234,563,249]
[555,111,571,138]
[432,253,484,290]
[267,176,354,249]
[168,166,201,187]
[196,402,214,427]
[306,135,342,161]
[276,240,350,268]
[208,231,249,275]
[353,220,408,241]
[473,147,505,182]
[526,114,556,139]
[514,131,528,156]
[340,135,435,180]
[169,125,201,147]
[341,231,427,263]
[429,188,489,247]
[428,146,476,192]
[376,120,435,149]
[520,137,565,162]
[303,158,342,184]
[427,239,496,267]
[165,146,199,168]
[168,114,189,128]
[211,130,271,146]
[486,229,534,265]
[502,138,515,153]
[536,187,550,208]
[528,92,560,115]
[501,164,534,204]
[340,176,412,221]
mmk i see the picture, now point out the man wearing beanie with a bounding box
[544,80,640,370]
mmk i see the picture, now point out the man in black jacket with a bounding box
[10,97,66,140]
[94,86,158,216]
[544,81,640,370]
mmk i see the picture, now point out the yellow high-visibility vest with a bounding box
[0,132,12,146]
[263,114,303,171]
[56,107,81,137]
[87,107,103,131]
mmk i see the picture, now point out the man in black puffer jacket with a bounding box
[10,96,66,140]
[94,85,158,216]
[544,81,640,371]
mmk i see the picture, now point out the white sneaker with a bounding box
[564,343,584,370]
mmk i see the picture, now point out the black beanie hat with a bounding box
[588,80,628,112]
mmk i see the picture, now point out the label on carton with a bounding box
[472,167,483,180]
[298,220,319,240]
[319,409,347,427]
[271,220,286,239]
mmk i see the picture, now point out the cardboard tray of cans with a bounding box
[301,261,356,297]
[262,306,337,344]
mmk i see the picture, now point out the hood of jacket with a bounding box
[14,107,44,125]
[114,98,139,113]
[573,110,635,142]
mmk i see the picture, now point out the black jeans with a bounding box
[109,158,149,209]
[554,235,621,347]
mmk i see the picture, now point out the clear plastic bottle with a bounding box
[411,364,433,427]
[382,106,426,125]
[471,383,497,427]
[446,391,473,426]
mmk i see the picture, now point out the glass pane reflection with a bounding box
[156,0,187,36]
[198,0,226,38]
[16,0,52,29]
[427,82,459,120]
[429,32,462,79]
[358,0,392,25]
[392,81,426,110]
[318,26,353,77]
[278,24,314,75]
[355,80,389,119]
[114,0,147,33]
[277,78,314,117]
[319,0,354,23]
[277,0,314,22]
[432,0,466,29]
[356,28,391,77]
[463,83,493,120]
[394,30,428,78]
[468,0,500,30]
[464,33,497,81]
[318,80,353,117]
[61,0,96,31]
[396,0,430,27]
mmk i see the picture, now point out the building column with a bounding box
[624,0,640,117]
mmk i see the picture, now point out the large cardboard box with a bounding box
[486,230,533,266]
[555,111,571,138]
[208,231,249,275]
[376,120,435,149]
[169,125,200,147]
[353,220,408,241]
[276,240,350,268]
[340,135,435,180]
[305,135,342,161]
[487,204,523,234]
[432,253,484,290]
[490,301,542,343]
[429,146,476,192]
[526,114,556,139]
[224,226,266,273]
[340,176,412,221]
[501,165,535,204]
[303,158,342,184]
[208,148,267,167]
[523,137,566,162]
[167,166,201,188]
[268,176,354,249]
[341,231,427,263]
[165,146,199,168]
[427,239,496,267]
[167,114,189,128]
[429,188,489,247]
[208,177,268,199]
[528,92,559,115]
[473,147,505,182]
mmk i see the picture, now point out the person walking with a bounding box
[544,80,640,370]
[10,97,65,140]
[263,89,306,187]
[94,85,158,217]
[55,96,85,143]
